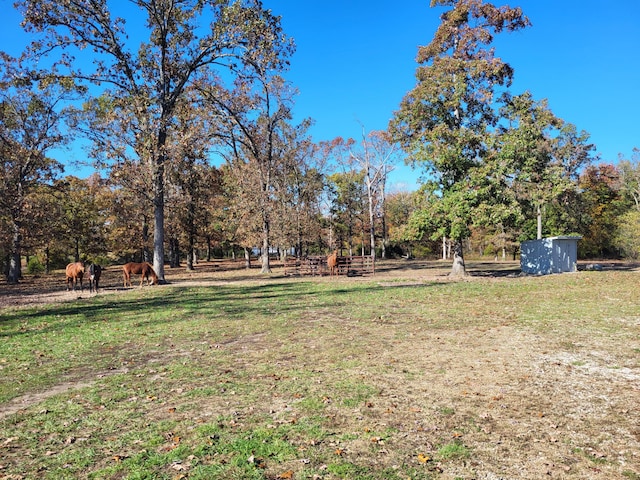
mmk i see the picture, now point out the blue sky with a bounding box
[2,1,639,192]
[269,1,640,191]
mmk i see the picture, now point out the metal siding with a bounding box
[520,237,580,275]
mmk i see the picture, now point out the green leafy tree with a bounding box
[618,148,640,211]
[614,210,640,259]
[390,0,530,276]
[495,92,594,243]
[614,149,640,258]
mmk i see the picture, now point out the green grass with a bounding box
[1,269,640,479]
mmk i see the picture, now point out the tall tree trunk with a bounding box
[186,235,195,270]
[153,149,166,283]
[381,209,388,259]
[366,169,377,262]
[7,220,21,284]
[450,239,466,277]
[261,218,271,274]
[186,202,196,271]
[244,247,252,269]
[536,203,543,240]
[168,237,180,268]
[368,186,376,262]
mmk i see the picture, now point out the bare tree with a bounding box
[350,129,401,259]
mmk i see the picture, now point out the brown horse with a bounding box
[123,262,158,287]
[66,262,85,291]
[327,250,338,276]
[87,263,102,293]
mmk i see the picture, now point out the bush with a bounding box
[613,210,640,259]
[27,256,45,275]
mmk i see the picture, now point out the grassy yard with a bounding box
[1,261,639,479]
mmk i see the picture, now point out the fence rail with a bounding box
[284,255,375,276]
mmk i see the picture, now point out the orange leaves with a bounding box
[417,453,431,463]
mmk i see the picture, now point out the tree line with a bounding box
[2,0,639,284]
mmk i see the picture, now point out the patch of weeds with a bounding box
[438,406,455,416]
[326,462,431,480]
[572,447,609,465]
[623,470,640,479]
[332,380,377,408]
[436,440,470,461]
[326,462,373,477]
[296,395,328,413]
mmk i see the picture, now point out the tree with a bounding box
[390,0,530,276]
[618,148,640,211]
[16,0,293,281]
[271,125,324,257]
[326,170,367,256]
[0,74,72,283]
[385,190,422,258]
[574,164,625,257]
[204,71,302,273]
[350,129,401,259]
[614,210,640,259]
[495,92,594,242]
[165,95,222,270]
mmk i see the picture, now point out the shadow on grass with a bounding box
[0,279,442,338]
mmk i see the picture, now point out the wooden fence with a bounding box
[284,255,374,276]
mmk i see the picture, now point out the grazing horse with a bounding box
[66,262,85,291]
[123,262,158,287]
[87,263,102,293]
[327,250,339,276]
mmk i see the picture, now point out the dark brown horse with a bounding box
[123,262,158,287]
[327,250,338,276]
[87,263,102,293]
[66,262,85,291]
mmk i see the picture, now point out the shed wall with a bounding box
[520,237,580,275]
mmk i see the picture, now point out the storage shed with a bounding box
[520,236,581,275]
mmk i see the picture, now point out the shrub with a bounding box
[613,210,640,259]
[27,256,45,275]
